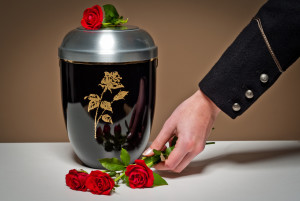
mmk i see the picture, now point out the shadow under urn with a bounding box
[59,25,157,168]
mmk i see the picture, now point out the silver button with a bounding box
[260,74,269,83]
[232,103,241,112]
[245,90,254,99]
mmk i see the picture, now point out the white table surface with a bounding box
[1,141,300,201]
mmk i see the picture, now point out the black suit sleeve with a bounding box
[199,0,300,119]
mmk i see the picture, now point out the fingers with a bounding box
[172,144,205,172]
[154,136,191,171]
[142,118,176,156]
[155,152,193,172]
[154,149,187,171]
[155,140,205,173]
[168,130,177,147]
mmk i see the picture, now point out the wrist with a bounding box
[195,89,221,118]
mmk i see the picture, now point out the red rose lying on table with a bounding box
[85,170,115,195]
[65,148,167,195]
[125,160,154,188]
[65,137,215,195]
[65,169,89,191]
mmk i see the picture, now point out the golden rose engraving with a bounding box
[85,71,129,138]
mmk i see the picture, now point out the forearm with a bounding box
[199,0,300,119]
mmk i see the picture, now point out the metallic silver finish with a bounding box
[245,90,254,99]
[58,25,157,63]
[232,103,241,112]
[260,74,269,83]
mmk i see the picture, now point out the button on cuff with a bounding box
[232,103,241,112]
[260,73,269,83]
[245,90,254,99]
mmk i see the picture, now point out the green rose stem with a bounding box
[114,172,125,183]
[143,156,160,168]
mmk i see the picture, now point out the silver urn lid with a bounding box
[58,25,157,63]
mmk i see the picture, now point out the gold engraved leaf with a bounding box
[110,83,124,90]
[113,91,129,101]
[100,101,113,112]
[84,94,100,112]
[102,114,113,124]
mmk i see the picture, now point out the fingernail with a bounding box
[143,148,153,156]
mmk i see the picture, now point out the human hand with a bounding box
[142,89,220,173]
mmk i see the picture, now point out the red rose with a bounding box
[85,170,115,195]
[125,159,154,188]
[81,5,103,30]
[65,169,89,191]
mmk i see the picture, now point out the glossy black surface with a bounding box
[60,59,156,168]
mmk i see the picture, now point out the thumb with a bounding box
[143,118,176,156]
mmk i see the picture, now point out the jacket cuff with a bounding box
[199,19,282,119]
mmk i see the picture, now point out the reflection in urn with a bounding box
[96,123,129,151]
[127,77,148,149]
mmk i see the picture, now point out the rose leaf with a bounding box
[99,158,125,171]
[152,172,168,186]
[103,4,119,23]
[120,148,130,166]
